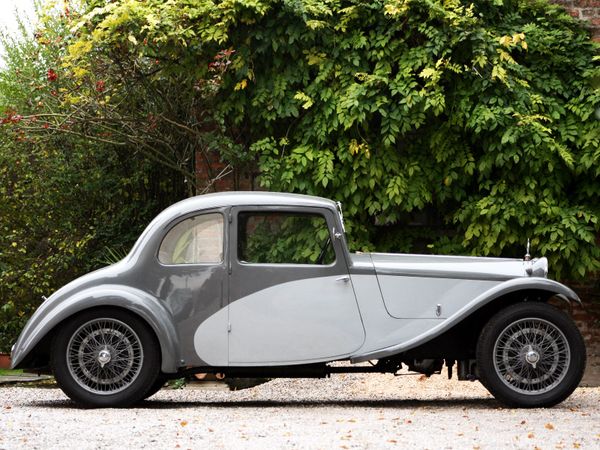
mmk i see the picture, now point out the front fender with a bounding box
[11,285,181,373]
[352,277,581,362]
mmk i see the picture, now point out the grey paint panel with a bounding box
[11,285,181,373]
[155,265,227,367]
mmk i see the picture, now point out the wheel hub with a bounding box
[524,346,540,368]
[97,348,112,368]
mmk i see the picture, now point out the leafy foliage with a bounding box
[70,0,599,280]
[0,4,182,351]
[239,212,334,264]
[1,0,599,353]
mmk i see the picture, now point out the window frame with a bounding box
[235,207,338,268]
[156,210,226,267]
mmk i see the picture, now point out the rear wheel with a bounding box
[51,308,160,408]
[477,302,585,408]
[143,375,168,399]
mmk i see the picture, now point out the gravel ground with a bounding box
[1,370,599,449]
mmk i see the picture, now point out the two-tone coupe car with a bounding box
[11,192,586,408]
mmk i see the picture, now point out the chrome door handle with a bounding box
[336,275,350,283]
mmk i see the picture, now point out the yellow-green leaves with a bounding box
[294,91,314,109]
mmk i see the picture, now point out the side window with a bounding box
[159,213,224,265]
[238,212,335,265]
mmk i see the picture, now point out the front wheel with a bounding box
[51,308,160,408]
[476,302,586,408]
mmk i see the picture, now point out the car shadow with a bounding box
[28,396,502,410]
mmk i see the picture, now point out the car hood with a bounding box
[367,253,548,281]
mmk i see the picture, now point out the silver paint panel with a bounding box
[377,275,498,319]
[228,276,365,364]
[11,282,181,372]
[370,252,530,280]
[351,276,581,362]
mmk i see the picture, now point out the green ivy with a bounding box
[65,0,600,280]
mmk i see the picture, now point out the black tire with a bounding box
[476,302,586,408]
[143,374,167,400]
[51,308,160,408]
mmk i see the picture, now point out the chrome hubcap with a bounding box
[67,318,144,395]
[493,318,570,395]
[524,347,540,368]
[97,349,112,368]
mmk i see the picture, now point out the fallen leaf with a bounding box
[520,420,527,425]
[406,420,412,424]
[545,423,554,430]
[573,443,581,449]
[208,428,214,433]
[180,421,188,427]
[348,419,356,423]
[320,422,328,425]
[388,440,397,444]
[528,433,535,439]
[457,433,464,437]
[4,406,11,410]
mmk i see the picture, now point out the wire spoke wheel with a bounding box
[493,318,570,395]
[478,302,585,408]
[66,318,144,395]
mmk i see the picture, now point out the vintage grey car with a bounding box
[11,192,586,408]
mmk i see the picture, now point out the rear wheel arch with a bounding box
[14,298,179,374]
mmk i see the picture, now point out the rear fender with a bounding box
[11,285,180,373]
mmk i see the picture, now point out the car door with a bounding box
[154,209,229,367]
[228,206,365,365]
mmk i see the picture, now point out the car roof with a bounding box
[168,191,337,213]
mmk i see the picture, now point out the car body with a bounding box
[11,192,586,408]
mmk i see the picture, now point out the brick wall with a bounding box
[195,150,254,193]
[553,0,600,40]
[570,280,600,386]
[550,0,600,385]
